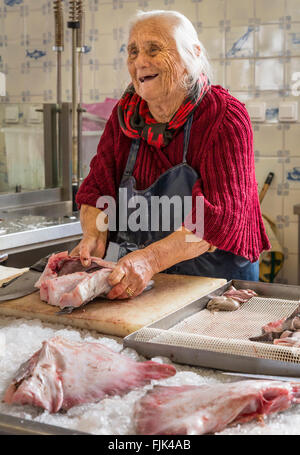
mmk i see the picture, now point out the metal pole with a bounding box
[53,0,64,186]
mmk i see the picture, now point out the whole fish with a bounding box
[134,380,300,435]
[3,336,176,413]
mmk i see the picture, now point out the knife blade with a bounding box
[0,254,52,302]
[219,371,300,382]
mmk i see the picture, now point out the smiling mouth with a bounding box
[139,74,159,83]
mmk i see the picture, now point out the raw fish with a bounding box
[207,286,257,312]
[3,336,176,413]
[35,251,115,310]
[134,380,300,435]
[250,304,300,343]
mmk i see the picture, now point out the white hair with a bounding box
[128,10,213,92]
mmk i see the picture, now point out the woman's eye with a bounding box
[149,46,159,54]
[128,49,138,58]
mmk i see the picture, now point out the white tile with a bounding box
[2,9,25,44]
[197,0,225,27]
[260,188,284,228]
[1,42,26,71]
[211,60,225,86]
[169,0,197,20]
[255,58,284,90]
[283,189,300,222]
[286,58,300,94]
[198,27,225,59]
[26,5,52,40]
[255,156,284,188]
[286,23,300,57]
[255,158,284,224]
[283,221,298,254]
[225,25,254,58]
[286,0,300,21]
[94,66,120,96]
[225,0,254,26]
[255,0,285,23]
[285,123,300,157]
[253,124,283,157]
[285,157,300,189]
[226,59,253,90]
[92,35,118,65]
[255,24,284,57]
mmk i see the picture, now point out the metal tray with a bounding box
[124,280,300,377]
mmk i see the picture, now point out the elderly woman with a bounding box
[72,10,270,300]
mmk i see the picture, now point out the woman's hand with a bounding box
[106,248,159,300]
[70,234,106,266]
[70,204,108,266]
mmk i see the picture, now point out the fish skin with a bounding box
[134,380,300,435]
[3,336,176,413]
[206,286,257,312]
[206,296,240,312]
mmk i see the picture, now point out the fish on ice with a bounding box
[134,380,300,435]
[3,336,176,413]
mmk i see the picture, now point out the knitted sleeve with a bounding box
[75,112,118,210]
[183,96,270,262]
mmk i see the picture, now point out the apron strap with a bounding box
[120,113,194,184]
[182,113,194,163]
[120,137,140,185]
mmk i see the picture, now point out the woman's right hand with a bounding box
[70,234,106,266]
[70,204,108,266]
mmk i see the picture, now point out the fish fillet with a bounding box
[134,380,300,435]
[3,336,176,413]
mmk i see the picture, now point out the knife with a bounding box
[219,371,300,382]
[0,255,51,301]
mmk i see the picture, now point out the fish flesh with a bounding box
[134,380,300,435]
[3,336,176,413]
[207,286,258,312]
[249,304,300,343]
[35,251,115,310]
[274,331,300,347]
[35,250,115,287]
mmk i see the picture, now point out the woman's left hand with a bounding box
[106,249,158,300]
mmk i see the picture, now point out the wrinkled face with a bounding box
[127,18,187,103]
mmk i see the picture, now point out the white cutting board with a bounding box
[0,274,226,337]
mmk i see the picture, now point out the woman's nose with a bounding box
[135,50,150,68]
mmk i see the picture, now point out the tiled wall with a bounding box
[0,0,300,284]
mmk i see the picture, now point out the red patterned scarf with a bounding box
[117,75,210,149]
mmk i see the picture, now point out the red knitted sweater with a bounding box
[76,85,270,262]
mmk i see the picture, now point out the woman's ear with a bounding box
[193,44,201,57]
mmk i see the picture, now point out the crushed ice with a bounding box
[0,316,300,435]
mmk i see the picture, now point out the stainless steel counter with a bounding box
[0,214,82,255]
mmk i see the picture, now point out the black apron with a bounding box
[109,115,259,281]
